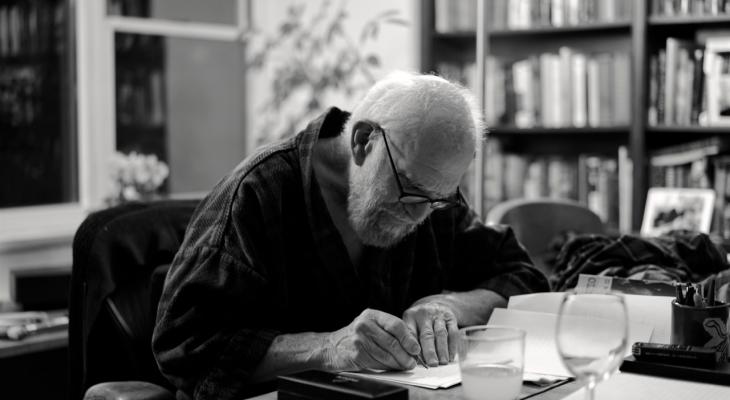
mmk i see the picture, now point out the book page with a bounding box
[508,292,672,343]
[487,308,654,377]
[562,372,730,400]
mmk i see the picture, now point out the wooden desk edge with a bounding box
[0,329,68,358]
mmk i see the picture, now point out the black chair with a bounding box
[68,200,199,400]
[486,198,606,276]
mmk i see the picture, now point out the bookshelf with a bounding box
[0,0,75,208]
[421,0,730,232]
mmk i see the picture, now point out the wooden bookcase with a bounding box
[0,0,75,208]
[421,0,730,231]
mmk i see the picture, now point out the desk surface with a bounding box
[249,379,583,400]
[0,330,68,358]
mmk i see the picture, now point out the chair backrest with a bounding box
[68,200,199,400]
[485,198,606,275]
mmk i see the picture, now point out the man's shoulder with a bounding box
[232,136,300,185]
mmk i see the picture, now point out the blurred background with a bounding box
[5,1,730,397]
[0,0,420,306]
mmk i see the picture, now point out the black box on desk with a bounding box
[278,370,407,400]
[11,267,71,311]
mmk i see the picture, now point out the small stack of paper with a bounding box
[342,363,462,389]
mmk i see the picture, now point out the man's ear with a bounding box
[351,121,375,166]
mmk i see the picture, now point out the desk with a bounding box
[248,379,584,400]
[0,329,67,358]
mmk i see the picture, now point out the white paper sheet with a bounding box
[342,363,462,389]
[487,308,654,377]
[562,372,730,400]
[342,362,567,389]
[508,292,673,343]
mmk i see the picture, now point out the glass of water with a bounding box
[556,291,628,400]
[458,326,525,400]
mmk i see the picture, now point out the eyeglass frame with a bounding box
[362,120,466,210]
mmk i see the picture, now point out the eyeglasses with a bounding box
[371,121,465,210]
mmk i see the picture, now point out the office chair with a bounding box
[69,199,199,400]
[485,198,606,276]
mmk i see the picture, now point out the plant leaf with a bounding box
[384,18,409,27]
[375,9,400,19]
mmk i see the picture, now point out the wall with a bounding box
[245,0,421,153]
[156,0,248,194]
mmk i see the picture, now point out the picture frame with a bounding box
[704,37,730,126]
[640,187,715,236]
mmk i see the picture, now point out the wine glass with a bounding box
[556,291,628,400]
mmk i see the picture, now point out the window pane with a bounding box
[114,33,246,197]
[107,0,238,25]
[0,0,76,208]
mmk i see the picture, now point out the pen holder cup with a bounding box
[671,300,730,362]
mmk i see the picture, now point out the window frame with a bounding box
[0,0,250,249]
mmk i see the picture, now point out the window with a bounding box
[0,0,250,246]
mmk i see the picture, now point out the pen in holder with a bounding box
[671,299,730,362]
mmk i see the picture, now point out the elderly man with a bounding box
[152,71,549,399]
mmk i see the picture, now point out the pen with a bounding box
[675,283,685,305]
[685,286,695,307]
[708,279,716,307]
[414,354,429,369]
[693,284,705,308]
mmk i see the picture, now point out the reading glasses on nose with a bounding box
[365,120,465,210]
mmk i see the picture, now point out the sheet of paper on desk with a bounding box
[561,372,730,400]
[342,363,462,389]
[342,363,567,389]
[487,308,653,377]
[507,292,673,343]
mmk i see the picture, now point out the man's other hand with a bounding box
[403,300,458,367]
[325,309,422,371]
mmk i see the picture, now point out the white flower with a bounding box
[107,150,169,204]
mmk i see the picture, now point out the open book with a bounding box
[344,291,659,389]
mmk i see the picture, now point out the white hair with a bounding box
[345,71,484,155]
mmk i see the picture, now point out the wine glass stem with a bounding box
[585,378,597,400]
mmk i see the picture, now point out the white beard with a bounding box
[347,151,420,248]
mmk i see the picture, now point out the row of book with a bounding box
[0,66,43,127]
[648,137,730,237]
[434,0,477,33]
[0,1,63,58]
[488,0,633,30]
[483,141,633,231]
[437,61,478,94]
[651,0,730,16]
[116,68,166,127]
[647,37,706,127]
[485,50,631,128]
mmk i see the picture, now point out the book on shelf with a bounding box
[434,0,476,33]
[436,61,478,96]
[648,37,708,126]
[487,0,631,30]
[483,147,626,230]
[652,0,730,17]
[485,49,630,128]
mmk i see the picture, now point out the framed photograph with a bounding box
[704,37,730,126]
[640,187,715,236]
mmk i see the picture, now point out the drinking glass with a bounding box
[556,291,628,400]
[457,326,525,400]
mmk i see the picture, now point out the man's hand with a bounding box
[325,309,422,372]
[402,300,459,367]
